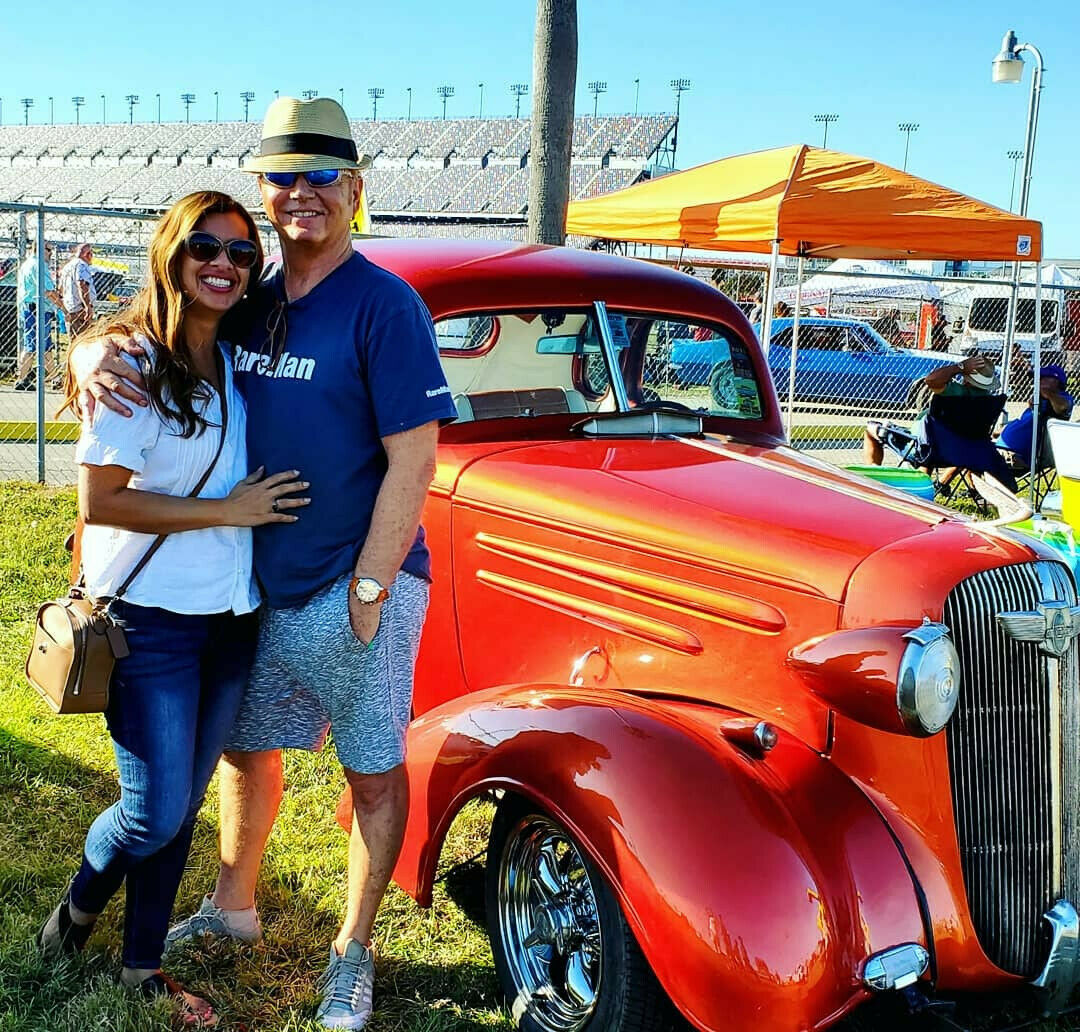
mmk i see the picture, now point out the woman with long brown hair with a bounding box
[41,191,308,1025]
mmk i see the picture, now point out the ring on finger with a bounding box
[271,500,280,514]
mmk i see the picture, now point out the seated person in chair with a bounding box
[998,363,1074,469]
[863,354,999,466]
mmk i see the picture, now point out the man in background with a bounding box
[60,242,97,338]
[14,240,61,391]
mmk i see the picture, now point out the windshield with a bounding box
[969,297,1059,334]
[435,305,764,424]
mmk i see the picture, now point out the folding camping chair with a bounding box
[877,392,1014,505]
[1000,414,1058,508]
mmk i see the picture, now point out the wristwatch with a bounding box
[350,576,389,605]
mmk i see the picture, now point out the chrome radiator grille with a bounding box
[943,561,1080,977]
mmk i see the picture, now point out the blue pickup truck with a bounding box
[671,317,958,408]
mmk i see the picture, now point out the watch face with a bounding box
[354,578,383,603]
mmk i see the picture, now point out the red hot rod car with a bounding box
[344,240,1080,1032]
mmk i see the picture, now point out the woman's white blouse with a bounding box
[76,340,260,615]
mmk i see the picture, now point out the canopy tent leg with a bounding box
[785,256,805,436]
[761,240,780,359]
[1001,262,1021,396]
[1030,261,1043,503]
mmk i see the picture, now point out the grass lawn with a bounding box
[0,482,1076,1032]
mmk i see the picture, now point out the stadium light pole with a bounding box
[126,94,139,124]
[214,90,219,122]
[437,84,454,120]
[406,87,412,121]
[273,89,280,99]
[478,82,484,118]
[100,94,106,124]
[588,80,607,117]
[898,121,919,171]
[155,92,161,123]
[241,90,255,122]
[368,87,384,121]
[669,78,691,166]
[72,96,84,125]
[181,93,195,123]
[813,112,838,148]
[634,78,640,115]
[21,98,33,126]
[510,82,528,118]
[0,99,3,126]
[1007,149,1024,211]
[302,89,317,100]
[339,87,344,107]
[48,96,54,125]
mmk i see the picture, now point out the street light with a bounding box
[510,82,528,118]
[1007,149,1024,211]
[813,113,838,148]
[368,87,384,121]
[181,92,195,122]
[898,121,919,171]
[126,94,139,124]
[436,84,454,119]
[241,90,255,122]
[478,82,484,118]
[670,78,691,165]
[588,80,607,117]
[992,30,1043,219]
[72,96,85,125]
[20,98,33,126]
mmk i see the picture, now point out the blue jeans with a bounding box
[20,305,55,353]
[69,602,257,969]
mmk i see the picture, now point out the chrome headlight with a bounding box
[897,620,961,736]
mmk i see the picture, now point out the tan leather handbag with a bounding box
[26,368,229,715]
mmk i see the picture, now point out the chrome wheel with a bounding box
[496,814,603,1032]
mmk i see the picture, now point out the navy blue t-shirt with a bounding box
[234,252,457,609]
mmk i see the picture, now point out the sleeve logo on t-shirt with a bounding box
[234,344,316,381]
[426,385,450,398]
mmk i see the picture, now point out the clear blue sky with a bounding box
[3,1,1078,254]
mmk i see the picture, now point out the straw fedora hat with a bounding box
[243,96,372,174]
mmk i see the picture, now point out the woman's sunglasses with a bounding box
[183,231,259,269]
[261,169,348,189]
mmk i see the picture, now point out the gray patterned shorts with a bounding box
[225,570,429,774]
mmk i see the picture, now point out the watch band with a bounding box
[350,576,390,605]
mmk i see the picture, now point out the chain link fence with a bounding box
[0,202,276,484]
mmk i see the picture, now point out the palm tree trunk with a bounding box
[527,0,577,245]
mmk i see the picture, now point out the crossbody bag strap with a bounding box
[111,349,230,602]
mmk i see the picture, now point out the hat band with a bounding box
[259,132,358,162]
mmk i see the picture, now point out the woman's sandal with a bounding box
[136,972,219,1027]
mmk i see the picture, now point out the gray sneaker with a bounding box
[164,894,262,953]
[316,939,375,1030]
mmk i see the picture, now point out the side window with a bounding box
[436,315,497,353]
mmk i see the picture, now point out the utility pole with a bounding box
[126,94,139,124]
[670,78,690,166]
[181,93,195,122]
[368,87,384,121]
[437,84,454,119]
[813,112,838,148]
[1007,148,1024,211]
[588,80,607,117]
[72,96,85,125]
[510,82,529,118]
[898,121,919,171]
[241,91,255,122]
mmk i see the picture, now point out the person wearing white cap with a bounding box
[60,242,97,338]
[70,96,458,1030]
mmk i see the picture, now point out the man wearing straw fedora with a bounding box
[72,96,458,1029]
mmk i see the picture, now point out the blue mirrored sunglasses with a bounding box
[261,169,347,189]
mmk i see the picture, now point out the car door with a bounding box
[791,324,852,403]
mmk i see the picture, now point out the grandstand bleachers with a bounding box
[0,114,675,230]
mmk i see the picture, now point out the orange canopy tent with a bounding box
[565,144,1042,263]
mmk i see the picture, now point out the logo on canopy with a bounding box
[1017,235,1032,257]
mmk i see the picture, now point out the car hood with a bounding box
[450,435,954,602]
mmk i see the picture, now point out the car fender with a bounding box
[392,685,927,1032]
